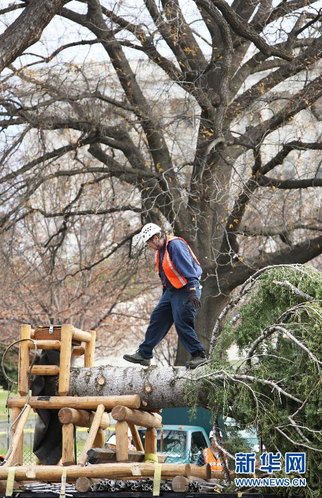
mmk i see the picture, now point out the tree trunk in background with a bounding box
[68,366,206,411]
[175,281,231,365]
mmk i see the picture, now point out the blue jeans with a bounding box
[139,285,204,359]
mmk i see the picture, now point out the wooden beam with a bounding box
[93,428,105,448]
[115,421,128,462]
[59,324,73,395]
[128,423,144,452]
[0,462,197,481]
[75,477,99,492]
[7,395,141,410]
[186,464,211,480]
[30,365,60,376]
[8,408,23,465]
[78,404,105,466]
[112,405,162,428]
[58,407,110,429]
[62,423,75,466]
[84,330,96,367]
[4,405,31,467]
[28,340,61,350]
[145,427,157,457]
[172,475,190,492]
[71,327,92,343]
[18,324,31,396]
[72,342,86,357]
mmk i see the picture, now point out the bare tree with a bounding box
[0,0,69,72]
[0,1,321,364]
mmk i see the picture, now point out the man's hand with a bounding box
[186,289,201,308]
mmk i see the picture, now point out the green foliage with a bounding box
[189,265,322,496]
[234,265,321,350]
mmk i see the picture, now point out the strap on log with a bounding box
[153,463,162,496]
[6,467,15,496]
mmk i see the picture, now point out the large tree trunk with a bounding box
[68,366,206,411]
[175,281,230,365]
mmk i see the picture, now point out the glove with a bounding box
[186,289,201,309]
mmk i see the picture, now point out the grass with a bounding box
[0,389,10,420]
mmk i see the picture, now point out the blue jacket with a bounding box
[158,236,202,290]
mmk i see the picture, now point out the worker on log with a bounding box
[123,223,206,369]
[197,431,225,470]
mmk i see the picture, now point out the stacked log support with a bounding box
[4,323,215,493]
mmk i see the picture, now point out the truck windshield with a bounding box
[138,429,187,462]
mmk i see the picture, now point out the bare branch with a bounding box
[0,0,69,73]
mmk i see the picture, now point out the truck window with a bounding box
[190,431,208,463]
[138,429,187,462]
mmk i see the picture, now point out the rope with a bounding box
[1,338,38,385]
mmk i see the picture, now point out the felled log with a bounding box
[68,366,206,411]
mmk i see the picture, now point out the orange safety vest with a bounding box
[155,235,200,289]
[202,447,223,471]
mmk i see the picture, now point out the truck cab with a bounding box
[138,425,211,464]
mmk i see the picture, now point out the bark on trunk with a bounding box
[68,366,206,411]
[175,281,230,365]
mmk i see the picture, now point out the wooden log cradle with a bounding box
[4,323,216,491]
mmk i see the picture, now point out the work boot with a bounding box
[186,351,207,369]
[123,350,151,366]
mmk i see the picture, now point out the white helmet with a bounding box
[209,430,215,440]
[140,223,161,244]
[107,435,116,446]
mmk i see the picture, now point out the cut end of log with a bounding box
[97,376,106,386]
